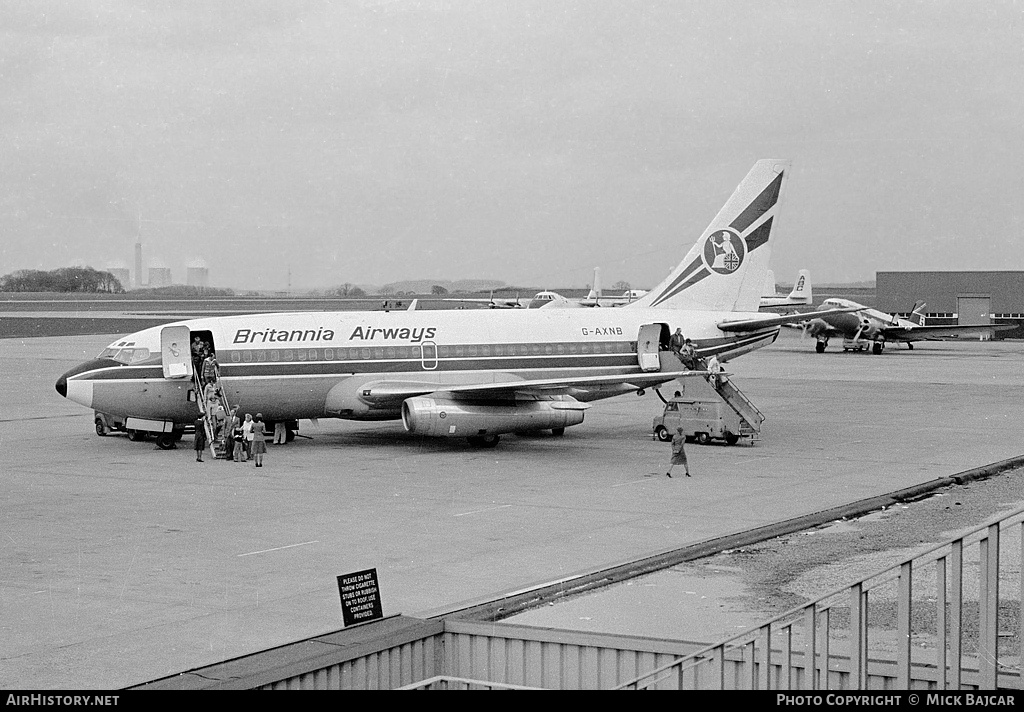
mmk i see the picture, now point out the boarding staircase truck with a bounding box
[652,356,763,445]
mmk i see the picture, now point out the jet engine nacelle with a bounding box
[401,396,586,438]
[805,318,830,338]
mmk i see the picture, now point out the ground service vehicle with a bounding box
[653,398,751,445]
[94,411,127,437]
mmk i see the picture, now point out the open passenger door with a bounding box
[160,325,193,379]
[636,323,664,372]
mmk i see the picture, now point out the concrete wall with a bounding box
[877,272,1024,315]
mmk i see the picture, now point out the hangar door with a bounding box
[957,295,991,327]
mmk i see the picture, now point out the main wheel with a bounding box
[872,342,883,355]
[815,341,826,353]
[95,419,107,437]
[467,434,500,448]
[695,432,711,445]
[127,429,145,442]
[155,433,177,450]
[285,429,296,443]
[725,432,740,446]
[655,426,672,442]
[551,427,565,437]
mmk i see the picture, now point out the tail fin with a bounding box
[627,160,791,312]
[786,269,812,304]
[585,267,602,301]
[762,269,778,298]
[910,301,927,325]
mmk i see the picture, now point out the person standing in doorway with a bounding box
[194,417,207,463]
[670,328,685,358]
[251,413,267,468]
[666,427,691,478]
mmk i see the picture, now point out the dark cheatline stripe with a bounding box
[729,170,783,234]
[743,216,774,254]
[650,267,711,307]
[650,256,704,306]
[75,353,641,380]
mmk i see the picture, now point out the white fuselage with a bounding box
[58,306,778,426]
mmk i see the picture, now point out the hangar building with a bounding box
[876,271,1024,339]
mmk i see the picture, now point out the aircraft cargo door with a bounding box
[160,325,193,379]
[637,323,664,372]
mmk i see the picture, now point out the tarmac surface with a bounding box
[2,328,1023,689]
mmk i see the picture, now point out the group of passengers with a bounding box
[669,328,698,369]
[668,328,725,387]
[194,409,266,466]
[189,335,273,466]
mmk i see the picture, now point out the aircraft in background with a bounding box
[795,298,1008,354]
[444,291,526,309]
[57,159,850,448]
[529,268,648,309]
[760,269,811,309]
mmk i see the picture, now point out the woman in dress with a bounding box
[251,413,267,468]
[193,416,207,463]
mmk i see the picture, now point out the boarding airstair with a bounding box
[694,356,764,439]
[193,361,232,459]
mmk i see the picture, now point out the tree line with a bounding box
[0,267,126,293]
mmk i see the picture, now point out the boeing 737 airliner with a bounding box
[56,160,847,447]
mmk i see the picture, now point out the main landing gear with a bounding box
[467,434,500,448]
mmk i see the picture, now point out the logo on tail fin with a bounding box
[704,229,745,274]
[645,166,784,309]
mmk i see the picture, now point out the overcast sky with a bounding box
[2,1,1021,291]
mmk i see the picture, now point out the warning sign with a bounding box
[337,568,383,627]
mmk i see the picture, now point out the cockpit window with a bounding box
[98,347,153,365]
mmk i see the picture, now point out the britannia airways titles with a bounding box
[232,325,438,345]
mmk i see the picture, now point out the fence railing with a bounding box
[615,506,1024,690]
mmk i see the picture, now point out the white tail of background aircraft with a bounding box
[759,269,811,309]
[909,301,927,325]
[790,269,811,303]
[586,267,601,301]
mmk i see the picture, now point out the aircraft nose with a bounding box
[55,358,118,402]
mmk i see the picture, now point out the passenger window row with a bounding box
[223,341,636,363]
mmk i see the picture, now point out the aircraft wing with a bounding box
[355,370,709,405]
[880,323,1015,341]
[717,306,862,333]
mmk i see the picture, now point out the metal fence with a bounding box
[615,506,1024,690]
